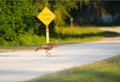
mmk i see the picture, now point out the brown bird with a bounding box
[35,40,57,56]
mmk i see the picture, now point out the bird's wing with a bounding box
[34,45,48,51]
[41,44,50,49]
[35,43,52,51]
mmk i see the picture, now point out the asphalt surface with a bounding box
[0,43,120,82]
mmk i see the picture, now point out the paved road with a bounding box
[0,43,120,82]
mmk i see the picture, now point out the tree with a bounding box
[0,0,38,45]
[0,0,78,46]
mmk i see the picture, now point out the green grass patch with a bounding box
[53,26,118,44]
[26,55,120,82]
[0,26,118,46]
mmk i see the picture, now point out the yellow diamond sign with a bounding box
[37,7,55,26]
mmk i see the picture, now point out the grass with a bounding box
[52,26,118,43]
[26,55,120,82]
[0,26,118,50]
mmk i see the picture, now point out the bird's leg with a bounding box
[46,50,48,56]
[46,50,50,57]
[48,52,51,57]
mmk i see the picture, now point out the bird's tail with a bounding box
[35,47,41,51]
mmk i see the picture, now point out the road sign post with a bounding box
[37,7,55,43]
[46,25,49,43]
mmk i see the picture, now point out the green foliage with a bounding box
[0,1,120,46]
[0,0,42,46]
[26,55,120,82]
[53,1,77,26]
[0,0,77,46]
[18,34,45,45]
